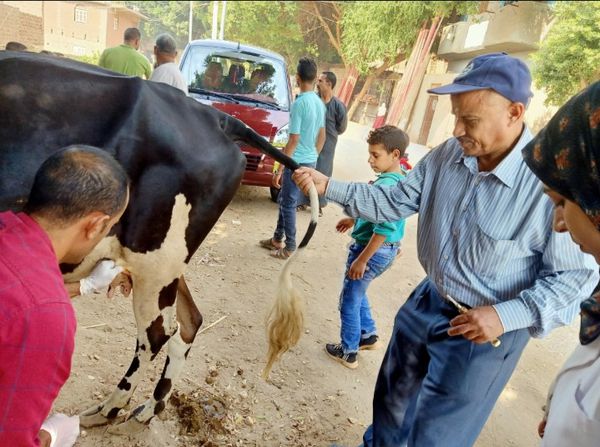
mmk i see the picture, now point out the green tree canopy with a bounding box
[532,1,600,106]
[341,1,477,75]
[123,1,212,50]
[225,1,315,67]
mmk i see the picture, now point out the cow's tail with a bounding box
[220,115,319,379]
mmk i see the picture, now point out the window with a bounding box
[75,7,88,23]
[73,46,86,56]
[113,17,119,30]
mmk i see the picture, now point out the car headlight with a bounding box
[272,124,289,148]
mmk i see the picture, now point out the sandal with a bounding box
[259,238,284,250]
[270,247,294,259]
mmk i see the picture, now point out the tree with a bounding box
[225,1,316,67]
[123,1,212,50]
[532,1,600,106]
[340,1,476,118]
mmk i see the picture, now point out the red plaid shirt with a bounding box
[0,212,76,446]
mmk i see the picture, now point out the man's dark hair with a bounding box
[5,41,27,51]
[124,27,141,42]
[322,71,337,89]
[297,57,317,82]
[367,125,409,156]
[155,33,177,55]
[24,145,129,223]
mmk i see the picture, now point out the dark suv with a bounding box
[179,39,291,201]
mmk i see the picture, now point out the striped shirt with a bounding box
[326,127,599,337]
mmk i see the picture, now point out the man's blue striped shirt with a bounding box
[326,128,598,337]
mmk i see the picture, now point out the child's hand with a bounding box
[348,259,367,280]
[336,218,354,233]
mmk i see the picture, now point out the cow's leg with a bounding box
[79,279,179,428]
[108,277,202,435]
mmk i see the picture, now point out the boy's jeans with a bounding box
[339,242,398,353]
[273,163,315,252]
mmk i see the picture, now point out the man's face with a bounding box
[204,64,222,89]
[450,90,515,159]
[62,192,129,264]
[317,74,331,95]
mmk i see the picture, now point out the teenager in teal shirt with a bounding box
[327,125,408,369]
[260,57,325,259]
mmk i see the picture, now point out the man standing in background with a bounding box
[99,27,152,79]
[149,33,187,94]
[298,71,347,215]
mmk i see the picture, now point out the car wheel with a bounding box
[270,186,280,203]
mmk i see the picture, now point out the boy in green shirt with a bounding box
[327,125,409,369]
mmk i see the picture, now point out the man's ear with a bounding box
[508,102,526,124]
[83,212,110,240]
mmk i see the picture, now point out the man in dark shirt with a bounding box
[0,145,129,447]
[298,71,347,214]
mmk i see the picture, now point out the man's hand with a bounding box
[272,171,283,189]
[348,258,367,280]
[79,260,123,296]
[292,167,329,196]
[447,305,504,344]
[336,217,354,233]
[40,413,79,447]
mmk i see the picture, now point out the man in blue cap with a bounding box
[292,52,598,446]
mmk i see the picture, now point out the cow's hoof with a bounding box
[79,411,112,428]
[107,416,147,435]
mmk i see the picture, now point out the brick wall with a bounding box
[0,4,43,50]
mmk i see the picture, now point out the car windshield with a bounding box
[180,46,289,110]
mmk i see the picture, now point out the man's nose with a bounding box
[553,207,568,233]
[453,120,465,138]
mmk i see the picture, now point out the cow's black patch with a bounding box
[153,378,172,401]
[158,278,178,310]
[154,400,166,415]
[147,315,170,360]
[107,407,120,419]
[124,356,140,377]
[118,378,132,391]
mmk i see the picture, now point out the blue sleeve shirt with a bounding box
[325,127,599,337]
[288,91,326,164]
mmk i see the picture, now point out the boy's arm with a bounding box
[283,134,300,157]
[347,233,386,280]
[316,126,326,153]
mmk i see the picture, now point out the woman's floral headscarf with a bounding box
[523,80,600,229]
[523,80,600,345]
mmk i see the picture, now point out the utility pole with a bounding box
[211,1,219,40]
[188,1,193,43]
[219,1,227,40]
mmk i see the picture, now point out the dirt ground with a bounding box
[53,123,582,446]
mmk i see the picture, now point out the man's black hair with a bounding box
[297,57,317,83]
[322,71,337,89]
[5,41,27,51]
[367,125,409,156]
[124,27,141,42]
[24,145,129,223]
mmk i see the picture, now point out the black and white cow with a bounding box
[0,51,317,434]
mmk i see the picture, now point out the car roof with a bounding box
[186,39,285,63]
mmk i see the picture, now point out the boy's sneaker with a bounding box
[359,335,380,350]
[325,343,358,369]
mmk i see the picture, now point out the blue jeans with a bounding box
[273,163,315,251]
[362,278,530,447]
[339,242,398,353]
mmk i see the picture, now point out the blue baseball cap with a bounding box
[427,52,532,105]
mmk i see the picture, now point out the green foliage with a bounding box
[122,1,212,50]
[225,1,314,68]
[532,1,600,106]
[341,1,477,74]
[70,51,101,66]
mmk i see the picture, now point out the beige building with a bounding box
[1,1,144,56]
[407,1,555,147]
